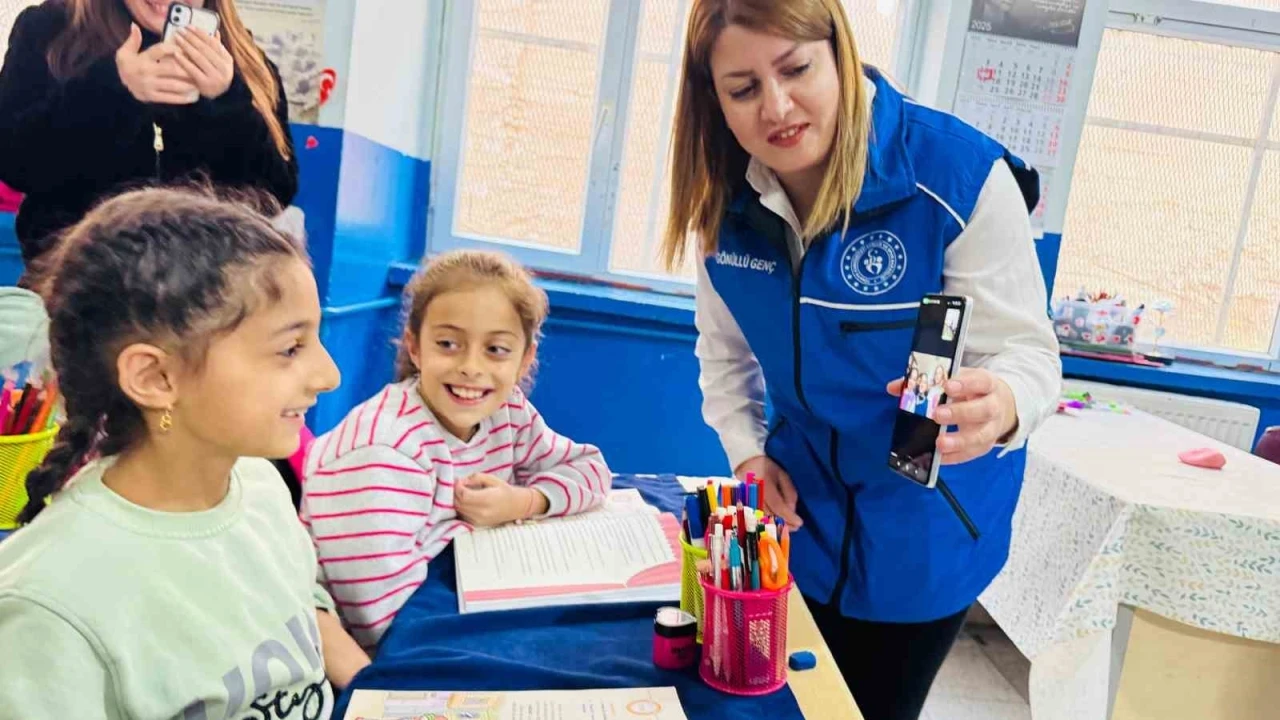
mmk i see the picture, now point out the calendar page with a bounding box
[954,0,1088,234]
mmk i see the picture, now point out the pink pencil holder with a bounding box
[698,577,791,696]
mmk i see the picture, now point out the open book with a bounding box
[453,490,682,613]
[344,687,688,720]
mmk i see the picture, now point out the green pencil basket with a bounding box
[0,426,58,529]
[679,532,709,643]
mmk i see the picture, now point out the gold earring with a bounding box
[159,408,173,433]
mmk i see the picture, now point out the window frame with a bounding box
[1071,0,1280,365]
[427,0,918,295]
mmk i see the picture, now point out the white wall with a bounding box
[340,0,444,159]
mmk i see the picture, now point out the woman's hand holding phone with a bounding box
[116,23,199,105]
[172,27,235,100]
[887,368,1018,465]
[735,455,803,528]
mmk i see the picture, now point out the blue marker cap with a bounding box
[747,483,758,511]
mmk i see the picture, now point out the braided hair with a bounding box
[18,186,301,524]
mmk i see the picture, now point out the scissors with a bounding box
[757,532,789,590]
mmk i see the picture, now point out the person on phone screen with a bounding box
[0,0,297,277]
[898,367,918,412]
[927,364,948,419]
[914,373,931,417]
[661,1,1060,718]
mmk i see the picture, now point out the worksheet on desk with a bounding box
[454,509,676,592]
[344,687,688,720]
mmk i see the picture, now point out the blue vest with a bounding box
[705,68,1039,622]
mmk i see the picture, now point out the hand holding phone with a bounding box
[930,369,1018,464]
[886,295,1018,487]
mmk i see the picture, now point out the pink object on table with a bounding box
[1178,447,1226,470]
[289,426,315,483]
[1255,427,1280,466]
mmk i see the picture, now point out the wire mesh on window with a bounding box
[1056,126,1252,350]
[1224,151,1280,353]
[453,1,609,251]
[608,0,905,281]
[1085,29,1272,139]
[0,0,40,61]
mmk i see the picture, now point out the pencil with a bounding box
[8,384,35,436]
[26,385,57,435]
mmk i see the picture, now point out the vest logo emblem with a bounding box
[840,230,907,296]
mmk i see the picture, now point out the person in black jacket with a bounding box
[0,0,297,271]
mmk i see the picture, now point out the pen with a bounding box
[780,525,791,583]
[685,494,705,549]
[721,483,732,509]
[729,537,742,592]
[747,482,758,511]
[747,516,761,591]
[703,489,713,529]
[706,480,718,515]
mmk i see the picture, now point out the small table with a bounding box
[980,408,1280,720]
[335,474,861,720]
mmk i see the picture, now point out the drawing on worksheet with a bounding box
[955,0,1087,235]
[344,687,688,720]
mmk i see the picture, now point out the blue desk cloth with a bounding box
[333,474,807,720]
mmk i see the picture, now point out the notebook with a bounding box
[453,490,682,613]
[344,687,688,720]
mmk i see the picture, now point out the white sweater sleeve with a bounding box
[945,158,1063,451]
[694,260,769,472]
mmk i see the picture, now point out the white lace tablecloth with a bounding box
[980,408,1280,719]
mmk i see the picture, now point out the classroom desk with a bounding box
[784,585,862,720]
[335,474,861,720]
[979,407,1280,720]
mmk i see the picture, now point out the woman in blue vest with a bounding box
[661,1,1061,718]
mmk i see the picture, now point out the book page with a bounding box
[345,687,688,720]
[455,511,675,593]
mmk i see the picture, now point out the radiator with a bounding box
[1063,379,1260,451]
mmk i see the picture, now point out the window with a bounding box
[1056,1,1280,357]
[432,0,913,290]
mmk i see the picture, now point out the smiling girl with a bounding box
[301,250,611,648]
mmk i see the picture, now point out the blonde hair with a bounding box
[395,250,549,382]
[49,0,292,161]
[660,0,871,270]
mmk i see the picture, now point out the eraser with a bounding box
[788,650,817,671]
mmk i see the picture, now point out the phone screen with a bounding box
[888,295,968,486]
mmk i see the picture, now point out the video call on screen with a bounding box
[888,297,965,484]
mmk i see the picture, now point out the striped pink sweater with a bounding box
[300,379,611,647]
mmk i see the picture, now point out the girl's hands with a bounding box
[172,28,235,99]
[455,474,549,527]
[116,23,199,104]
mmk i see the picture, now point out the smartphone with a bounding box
[163,2,220,42]
[887,294,972,489]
